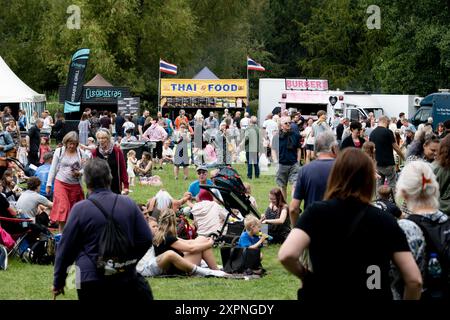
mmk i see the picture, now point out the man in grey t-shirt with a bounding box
[16,177,52,221]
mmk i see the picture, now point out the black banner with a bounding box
[64,48,90,113]
[59,86,130,105]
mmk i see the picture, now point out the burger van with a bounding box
[279,88,384,123]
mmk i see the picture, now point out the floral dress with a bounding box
[389,212,449,299]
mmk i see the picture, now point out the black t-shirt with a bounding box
[96,148,120,194]
[296,198,410,300]
[369,126,395,166]
[340,136,365,150]
[154,235,184,257]
[115,116,125,136]
[28,126,41,152]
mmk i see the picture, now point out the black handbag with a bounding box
[221,247,261,273]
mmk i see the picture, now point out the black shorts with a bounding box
[152,141,163,159]
[306,144,314,151]
[174,162,189,168]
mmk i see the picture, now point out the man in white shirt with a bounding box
[262,113,278,145]
[240,112,250,131]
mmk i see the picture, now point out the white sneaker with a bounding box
[207,269,227,277]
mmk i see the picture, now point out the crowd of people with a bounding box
[0,104,450,301]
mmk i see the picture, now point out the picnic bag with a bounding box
[221,247,261,274]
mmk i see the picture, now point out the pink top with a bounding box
[204,144,217,163]
[39,145,52,164]
[142,124,168,142]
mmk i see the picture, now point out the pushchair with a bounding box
[0,215,34,258]
[0,211,55,264]
[199,165,260,245]
[120,141,154,160]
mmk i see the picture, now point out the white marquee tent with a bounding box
[0,56,46,127]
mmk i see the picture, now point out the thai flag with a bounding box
[247,56,265,71]
[160,59,177,75]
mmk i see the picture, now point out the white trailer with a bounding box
[258,78,285,126]
[372,94,422,118]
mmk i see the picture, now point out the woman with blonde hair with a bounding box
[46,131,85,231]
[152,209,225,276]
[395,160,448,300]
[279,148,422,300]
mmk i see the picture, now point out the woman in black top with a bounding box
[279,148,422,300]
[340,121,365,150]
[152,209,222,275]
[261,187,291,244]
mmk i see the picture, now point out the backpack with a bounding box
[408,214,450,299]
[90,195,137,276]
[212,166,246,195]
[176,213,197,240]
[24,232,56,265]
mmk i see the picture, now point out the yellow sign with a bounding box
[161,79,247,97]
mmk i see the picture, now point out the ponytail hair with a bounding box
[396,161,440,211]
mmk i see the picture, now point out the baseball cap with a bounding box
[196,165,208,172]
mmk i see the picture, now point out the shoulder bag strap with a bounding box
[89,194,119,220]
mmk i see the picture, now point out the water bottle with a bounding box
[428,253,442,279]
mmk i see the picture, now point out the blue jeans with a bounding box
[246,152,260,179]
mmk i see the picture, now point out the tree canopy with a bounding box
[0,0,448,103]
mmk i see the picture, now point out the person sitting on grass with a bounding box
[188,165,213,198]
[162,139,174,164]
[122,128,137,142]
[149,209,226,277]
[143,189,192,220]
[135,151,153,183]
[261,187,291,244]
[238,214,268,250]
[16,176,53,224]
[137,216,227,278]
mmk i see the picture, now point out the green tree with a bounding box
[374,0,450,95]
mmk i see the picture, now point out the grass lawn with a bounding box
[0,164,299,300]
